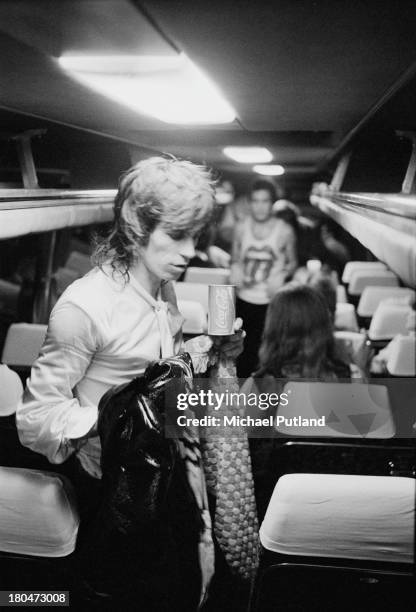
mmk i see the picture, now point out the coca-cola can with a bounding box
[208,284,236,335]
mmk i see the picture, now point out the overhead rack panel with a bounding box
[0,189,116,238]
[311,188,416,288]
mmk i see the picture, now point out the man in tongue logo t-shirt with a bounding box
[231,180,298,377]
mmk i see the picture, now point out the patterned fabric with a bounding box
[201,358,259,580]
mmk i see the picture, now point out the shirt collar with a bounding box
[127,274,184,349]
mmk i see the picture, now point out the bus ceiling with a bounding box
[0,1,415,286]
[0,1,415,176]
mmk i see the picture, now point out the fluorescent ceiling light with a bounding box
[58,53,236,125]
[253,164,285,176]
[223,147,273,163]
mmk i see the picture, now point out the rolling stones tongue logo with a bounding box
[243,245,276,284]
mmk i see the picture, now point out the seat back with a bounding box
[342,261,387,284]
[306,259,322,273]
[357,287,415,318]
[348,271,399,296]
[0,364,23,416]
[386,335,416,377]
[1,323,47,367]
[335,302,358,331]
[260,473,414,564]
[177,299,207,335]
[250,472,415,612]
[0,467,79,558]
[65,251,92,276]
[175,282,209,312]
[0,279,20,313]
[53,266,79,296]
[184,266,231,284]
[336,284,348,303]
[275,381,395,439]
[368,303,413,341]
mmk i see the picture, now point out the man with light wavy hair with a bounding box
[16,156,244,608]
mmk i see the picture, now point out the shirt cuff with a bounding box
[64,405,98,440]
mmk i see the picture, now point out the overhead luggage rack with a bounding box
[311,186,416,288]
[0,188,116,207]
[318,190,416,223]
[0,188,117,322]
[0,188,116,239]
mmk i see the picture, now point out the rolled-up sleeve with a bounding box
[16,303,100,464]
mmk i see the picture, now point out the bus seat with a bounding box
[368,303,413,341]
[386,336,416,377]
[334,330,370,372]
[0,279,20,313]
[348,271,399,297]
[306,259,322,273]
[261,473,414,564]
[184,266,231,284]
[250,473,415,612]
[177,299,207,335]
[174,282,209,312]
[51,252,92,297]
[357,287,415,318]
[342,261,387,284]
[336,284,348,303]
[335,302,359,331]
[1,323,47,367]
[0,364,23,416]
[275,381,395,439]
[0,467,79,557]
[53,267,79,296]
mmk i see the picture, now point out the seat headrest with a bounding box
[260,473,415,564]
[386,335,416,376]
[342,261,387,283]
[348,271,399,296]
[0,364,23,416]
[368,303,413,340]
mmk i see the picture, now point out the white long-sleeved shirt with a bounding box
[16,267,184,478]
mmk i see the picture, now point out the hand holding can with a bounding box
[208,285,236,336]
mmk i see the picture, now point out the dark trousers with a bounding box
[236,298,268,378]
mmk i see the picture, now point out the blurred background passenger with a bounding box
[177,224,231,279]
[319,218,351,277]
[213,180,251,254]
[231,180,297,377]
[272,200,302,267]
[305,271,369,375]
[272,198,300,219]
[212,179,236,253]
